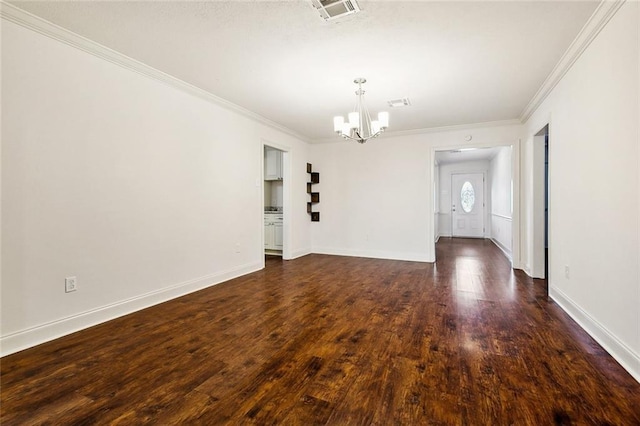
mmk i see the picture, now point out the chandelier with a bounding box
[333,78,389,144]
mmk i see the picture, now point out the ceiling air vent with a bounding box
[310,0,361,21]
[388,98,411,108]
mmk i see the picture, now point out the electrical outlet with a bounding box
[65,276,77,293]
[235,243,241,253]
[564,265,570,279]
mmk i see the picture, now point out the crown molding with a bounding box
[384,119,523,138]
[519,0,626,122]
[0,1,311,143]
[310,119,522,144]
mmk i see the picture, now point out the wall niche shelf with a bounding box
[307,163,320,222]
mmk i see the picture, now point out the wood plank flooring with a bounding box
[2,238,639,425]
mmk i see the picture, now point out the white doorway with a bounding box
[451,173,485,238]
[431,143,520,265]
[262,141,292,263]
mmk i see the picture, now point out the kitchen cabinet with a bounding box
[274,222,283,248]
[264,214,283,250]
[264,222,275,249]
[264,147,283,181]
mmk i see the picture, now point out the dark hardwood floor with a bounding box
[2,238,639,425]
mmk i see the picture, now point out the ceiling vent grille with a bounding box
[388,98,411,108]
[310,0,361,21]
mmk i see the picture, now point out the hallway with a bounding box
[2,239,639,424]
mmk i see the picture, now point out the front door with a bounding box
[451,173,484,238]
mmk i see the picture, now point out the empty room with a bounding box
[1,0,639,424]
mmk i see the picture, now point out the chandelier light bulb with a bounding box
[333,116,344,133]
[378,111,389,129]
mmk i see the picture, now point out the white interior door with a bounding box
[451,173,485,238]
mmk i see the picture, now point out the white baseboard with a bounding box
[0,261,263,357]
[490,237,512,261]
[312,247,432,263]
[287,248,311,260]
[510,259,523,270]
[550,287,640,383]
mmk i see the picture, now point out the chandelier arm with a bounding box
[363,105,373,138]
[344,132,380,144]
[341,134,363,143]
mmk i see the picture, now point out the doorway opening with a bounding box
[262,142,291,263]
[545,133,549,279]
[432,145,515,263]
[532,125,549,280]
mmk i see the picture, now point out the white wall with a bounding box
[520,1,639,381]
[1,19,311,355]
[489,146,512,256]
[310,124,521,262]
[438,160,490,238]
[309,136,432,261]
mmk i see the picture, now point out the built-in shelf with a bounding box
[307,163,320,222]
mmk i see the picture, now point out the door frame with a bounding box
[531,124,549,279]
[261,139,292,266]
[428,139,521,267]
[451,172,486,238]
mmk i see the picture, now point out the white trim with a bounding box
[519,0,626,121]
[490,237,512,261]
[261,140,293,262]
[2,0,624,144]
[491,213,512,221]
[380,119,522,138]
[0,1,310,143]
[0,261,262,357]
[289,248,312,260]
[310,119,522,144]
[312,247,431,263]
[490,213,513,262]
[550,287,640,384]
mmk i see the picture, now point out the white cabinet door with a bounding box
[264,148,282,181]
[265,223,274,248]
[451,173,485,238]
[274,223,283,249]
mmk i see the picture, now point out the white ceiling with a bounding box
[9,0,599,141]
